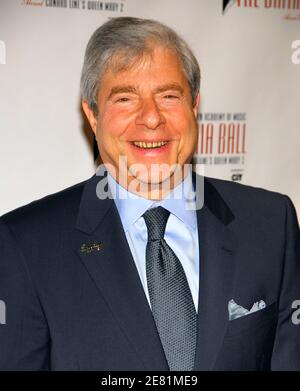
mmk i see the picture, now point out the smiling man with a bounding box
[81,23,200,199]
[0,17,299,371]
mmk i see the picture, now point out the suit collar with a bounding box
[76,170,114,234]
[76,167,202,235]
[76,169,235,231]
[191,171,235,226]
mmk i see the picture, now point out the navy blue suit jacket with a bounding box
[0,171,299,370]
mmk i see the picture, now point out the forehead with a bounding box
[100,46,189,90]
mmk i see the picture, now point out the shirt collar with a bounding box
[107,167,197,232]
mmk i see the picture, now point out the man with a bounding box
[0,17,299,371]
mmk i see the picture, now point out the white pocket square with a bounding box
[228,299,266,321]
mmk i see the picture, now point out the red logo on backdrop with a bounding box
[223,0,300,14]
[193,112,247,181]
[21,0,126,12]
[22,0,44,5]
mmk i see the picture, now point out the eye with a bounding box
[163,94,180,100]
[115,97,130,103]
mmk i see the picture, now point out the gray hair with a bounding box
[80,17,200,115]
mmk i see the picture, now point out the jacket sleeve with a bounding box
[0,218,50,371]
[271,195,300,370]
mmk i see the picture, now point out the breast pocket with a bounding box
[214,302,278,370]
[224,301,278,339]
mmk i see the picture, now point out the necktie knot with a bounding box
[143,206,170,241]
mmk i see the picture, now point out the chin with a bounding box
[145,167,176,183]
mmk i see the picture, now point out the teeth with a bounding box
[133,141,168,149]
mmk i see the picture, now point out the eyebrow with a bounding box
[108,86,138,100]
[107,83,184,100]
[153,83,184,95]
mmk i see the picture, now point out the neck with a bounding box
[106,164,192,201]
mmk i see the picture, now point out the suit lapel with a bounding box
[75,172,168,371]
[192,176,237,370]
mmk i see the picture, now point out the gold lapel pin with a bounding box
[80,242,104,254]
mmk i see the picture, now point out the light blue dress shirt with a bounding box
[107,169,200,312]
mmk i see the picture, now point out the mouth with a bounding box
[130,140,169,149]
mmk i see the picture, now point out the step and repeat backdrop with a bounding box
[0,0,299,216]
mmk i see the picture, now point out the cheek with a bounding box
[166,108,197,140]
[100,107,134,139]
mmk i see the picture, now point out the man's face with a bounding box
[83,46,199,198]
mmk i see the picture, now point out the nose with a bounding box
[135,97,165,129]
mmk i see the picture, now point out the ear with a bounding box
[192,93,200,118]
[82,100,97,135]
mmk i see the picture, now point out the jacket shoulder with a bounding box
[205,175,286,200]
[0,177,88,232]
[204,176,291,221]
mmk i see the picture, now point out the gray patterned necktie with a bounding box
[143,206,197,371]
